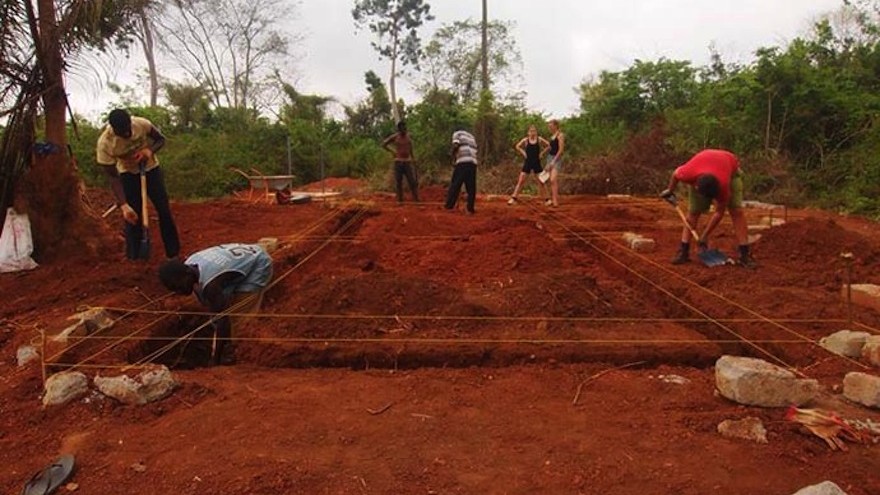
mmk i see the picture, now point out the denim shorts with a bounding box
[546,155,563,172]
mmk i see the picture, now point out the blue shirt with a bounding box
[186,244,273,305]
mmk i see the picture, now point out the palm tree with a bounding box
[0,0,143,260]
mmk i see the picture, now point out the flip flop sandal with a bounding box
[21,454,75,495]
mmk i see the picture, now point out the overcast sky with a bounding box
[68,0,843,121]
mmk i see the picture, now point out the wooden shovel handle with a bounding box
[672,203,700,242]
[139,163,149,228]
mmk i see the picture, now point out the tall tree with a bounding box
[134,0,164,106]
[345,70,393,138]
[481,0,488,92]
[157,0,296,111]
[420,19,522,103]
[352,0,434,123]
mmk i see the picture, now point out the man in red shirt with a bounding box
[660,149,756,268]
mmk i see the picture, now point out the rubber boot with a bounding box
[738,245,758,269]
[671,242,690,265]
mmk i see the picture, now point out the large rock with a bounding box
[843,372,880,409]
[844,283,880,312]
[620,232,655,253]
[819,330,870,357]
[715,356,820,407]
[862,335,880,368]
[717,417,768,444]
[52,307,115,344]
[791,481,849,495]
[16,345,39,367]
[94,365,177,405]
[43,371,89,406]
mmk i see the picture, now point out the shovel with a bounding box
[138,160,151,259]
[666,199,731,267]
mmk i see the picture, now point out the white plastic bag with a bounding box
[538,170,550,184]
[0,207,38,273]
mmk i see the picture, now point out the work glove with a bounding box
[784,406,863,451]
[120,203,138,225]
[659,189,677,206]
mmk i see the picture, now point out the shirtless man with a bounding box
[382,121,420,203]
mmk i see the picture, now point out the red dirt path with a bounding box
[2,186,880,494]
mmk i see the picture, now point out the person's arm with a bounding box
[101,165,138,224]
[700,203,726,242]
[382,133,396,154]
[450,143,461,165]
[659,172,681,205]
[133,126,166,163]
[201,271,244,344]
[515,138,527,158]
[665,174,680,193]
[538,137,550,159]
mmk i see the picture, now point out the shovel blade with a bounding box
[698,248,731,267]
[138,230,151,259]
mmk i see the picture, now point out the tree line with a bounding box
[3,0,880,258]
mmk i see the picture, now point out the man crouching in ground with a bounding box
[660,149,757,268]
[158,243,273,364]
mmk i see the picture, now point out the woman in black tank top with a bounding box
[508,125,550,205]
[545,119,565,207]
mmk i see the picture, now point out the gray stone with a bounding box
[715,355,820,407]
[843,372,880,409]
[791,481,849,495]
[94,365,177,405]
[862,335,880,368]
[16,345,39,367]
[717,417,768,444]
[43,371,89,406]
[620,232,655,253]
[819,330,870,357]
[630,237,656,253]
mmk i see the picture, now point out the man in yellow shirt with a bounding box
[96,109,180,259]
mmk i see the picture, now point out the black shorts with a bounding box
[522,160,542,174]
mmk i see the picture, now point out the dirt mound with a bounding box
[759,218,880,282]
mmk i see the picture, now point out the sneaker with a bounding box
[544,199,553,206]
[738,254,758,269]
[507,197,517,205]
[670,249,690,265]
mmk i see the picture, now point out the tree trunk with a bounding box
[17,0,112,261]
[389,27,400,123]
[481,0,489,93]
[764,91,773,151]
[140,11,160,107]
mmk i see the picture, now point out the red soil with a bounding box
[1,189,879,494]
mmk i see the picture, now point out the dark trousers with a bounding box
[394,161,419,202]
[121,167,180,259]
[444,162,477,213]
